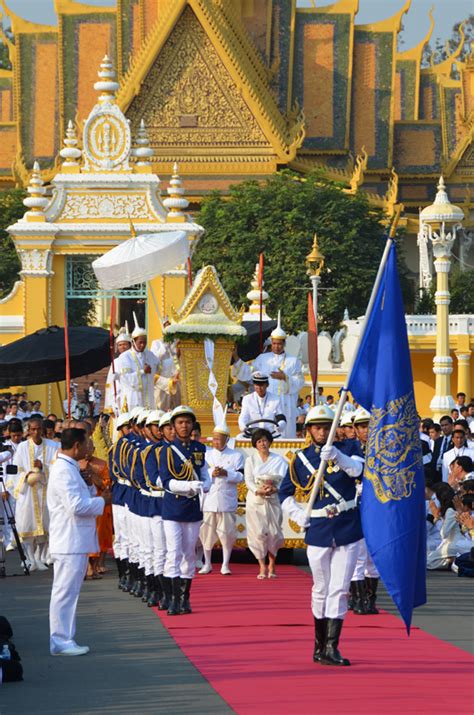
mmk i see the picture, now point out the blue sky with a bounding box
[2,1,470,51]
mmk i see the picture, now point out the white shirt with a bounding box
[203,446,244,513]
[238,392,287,436]
[47,454,104,554]
[442,445,474,482]
[115,348,159,410]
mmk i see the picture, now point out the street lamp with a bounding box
[306,234,325,404]
[420,176,464,420]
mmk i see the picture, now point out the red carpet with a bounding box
[154,564,473,714]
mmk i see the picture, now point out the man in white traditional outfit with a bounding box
[104,323,132,415]
[48,427,111,656]
[232,313,304,438]
[115,313,174,411]
[238,372,287,437]
[199,419,244,575]
[13,417,57,570]
[150,327,181,411]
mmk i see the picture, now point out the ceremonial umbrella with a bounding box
[92,230,189,290]
[0,326,110,388]
[239,320,277,362]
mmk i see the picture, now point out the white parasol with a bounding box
[92,230,189,290]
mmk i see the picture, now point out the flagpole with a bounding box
[109,295,118,415]
[258,253,264,354]
[305,205,403,515]
[63,309,71,420]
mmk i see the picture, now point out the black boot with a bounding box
[167,577,181,615]
[158,575,171,611]
[321,618,350,666]
[366,577,379,614]
[147,575,162,608]
[313,617,327,662]
[115,558,123,589]
[119,559,129,590]
[348,581,357,611]
[353,580,369,615]
[134,568,146,598]
[179,578,192,614]
[123,562,135,593]
[142,574,153,603]
[128,563,139,595]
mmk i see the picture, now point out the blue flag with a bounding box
[348,241,426,632]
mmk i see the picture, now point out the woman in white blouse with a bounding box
[245,429,287,579]
[427,483,472,569]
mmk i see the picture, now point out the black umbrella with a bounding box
[0,326,111,388]
[239,320,277,362]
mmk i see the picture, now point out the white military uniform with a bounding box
[232,352,304,438]
[200,445,244,573]
[150,339,181,411]
[13,438,57,568]
[238,391,287,436]
[47,453,105,654]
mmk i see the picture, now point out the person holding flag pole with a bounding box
[280,205,426,667]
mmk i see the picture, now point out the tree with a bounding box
[450,268,474,314]
[194,171,413,335]
[422,15,473,69]
[0,189,24,298]
[0,28,12,71]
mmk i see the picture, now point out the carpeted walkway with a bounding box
[154,564,474,715]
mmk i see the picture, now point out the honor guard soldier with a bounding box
[279,404,364,667]
[139,410,168,608]
[159,406,211,616]
[350,408,380,615]
[109,412,132,589]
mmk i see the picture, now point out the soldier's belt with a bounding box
[118,478,131,486]
[140,488,164,498]
[311,499,357,519]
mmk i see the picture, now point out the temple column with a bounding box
[456,352,471,401]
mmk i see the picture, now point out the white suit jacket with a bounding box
[47,454,104,554]
[203,446,244,512]
[442,446,474,482]
[238,391,287,435]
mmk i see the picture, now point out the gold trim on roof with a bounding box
[115,0,304,161]
[356,0,411,34]
[169,265,243,324]
[300,0,359,16]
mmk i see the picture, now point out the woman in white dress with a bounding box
[245,429,287,579]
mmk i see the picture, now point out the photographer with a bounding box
[0,420,24,552]
[48,428,112,657]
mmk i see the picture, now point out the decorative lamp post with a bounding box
[306,234,325,403]
[420,177,464,421]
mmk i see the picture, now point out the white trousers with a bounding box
[112,504,128,561]
[200,511,237,551]
[163,520,201,579]
[137,515,154,576]
[126,509,140,564]
[352,538,379,580]
[150,514,166,575]
[49,553,88,653]
[308,540,362,619]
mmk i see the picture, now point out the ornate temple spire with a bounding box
[60,120,82,168]
[133,119,154,167]
[23,161,49,221]
[94,54,119,103]
[243,263,272,321]
[164,163,189,222]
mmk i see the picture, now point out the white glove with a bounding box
[112,373,120,381]
[281,497,311,529]
[320,444,337,462]
[169,479,199,496]
[332,449,363,478]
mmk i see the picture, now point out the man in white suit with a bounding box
[47,427,111,656]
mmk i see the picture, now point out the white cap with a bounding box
[132,311,147,339]
[137,409,151,425]
[353,407,371,425]
[130,406,142,421]
[171,405,195,421]
[340,412,354,428]
[270,311,287,340]
[116,412,130,429]
[305,404,335,425]
[116,321,132,344]
[159,411,173,428]
[146,409,164,426]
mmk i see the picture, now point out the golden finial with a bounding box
[306,234,325,276]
